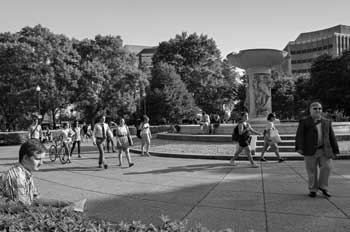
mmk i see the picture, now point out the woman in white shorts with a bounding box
[260,113,285,162]
[140,115,152,156]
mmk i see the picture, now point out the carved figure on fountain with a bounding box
[253,73,273,117]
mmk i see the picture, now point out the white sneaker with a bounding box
[230,159,237,166]
[251,163,259,168]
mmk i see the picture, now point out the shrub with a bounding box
[0,198,215,231]
[0,132,28,146]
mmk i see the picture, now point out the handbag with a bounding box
[127,135,133,146]
[126,126,133,146]
[270,128,282,143]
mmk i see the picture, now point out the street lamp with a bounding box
[35,85,41,116]
[142,92,146,115]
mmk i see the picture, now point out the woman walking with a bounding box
[230,112,262,168]
[61,122,74,163]
[115,118,134,167]
[260,113,285,162]
[140,115,152,156]
[70,121,82,158]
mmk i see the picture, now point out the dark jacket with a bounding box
[295,116,339,158]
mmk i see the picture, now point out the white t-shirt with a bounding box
[140,122,150,135]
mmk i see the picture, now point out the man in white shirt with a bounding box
[92,115,111,169]
[28,116,42,140]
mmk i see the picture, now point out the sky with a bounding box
[1,0,349,58]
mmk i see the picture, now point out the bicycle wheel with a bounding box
[49,145,57,162]
[58,147,69,164]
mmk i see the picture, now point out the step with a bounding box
[256,141,295,146]
[158,133,350,142]
[255,146,295,152]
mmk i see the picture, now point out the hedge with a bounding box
[0,198,216,232]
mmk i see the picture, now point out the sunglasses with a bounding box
[313,107,322,110]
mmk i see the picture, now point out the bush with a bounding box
[0,198,215,231]
[0,132,28,146]
[323,111,350,122]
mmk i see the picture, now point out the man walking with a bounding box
[92,115,111,169]
[295,101,339,197]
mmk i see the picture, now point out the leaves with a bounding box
[151,32,240,117]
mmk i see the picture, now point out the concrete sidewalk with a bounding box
[1,145,350,231]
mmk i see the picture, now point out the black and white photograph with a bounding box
[0,0,350,231]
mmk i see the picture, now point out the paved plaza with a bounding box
[1,144,350,231]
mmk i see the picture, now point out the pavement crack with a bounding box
[260,163,269,232]
[286,163,350,219]
[180,166,232,221]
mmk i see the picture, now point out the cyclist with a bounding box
[60,122,75,163]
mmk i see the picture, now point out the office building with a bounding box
[284,25,350,74]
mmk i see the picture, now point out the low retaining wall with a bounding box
[0,125,172,146]
[179,122,350,135]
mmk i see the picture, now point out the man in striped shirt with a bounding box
[0,139,45,205]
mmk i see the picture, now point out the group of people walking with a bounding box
[92,115,152,169]
[28,113,153,169]
[229,111,285,168]
[229,101,339,198]
[0,100,340,207]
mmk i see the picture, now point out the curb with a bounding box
[67,145,350,161]
[128,148,350,161]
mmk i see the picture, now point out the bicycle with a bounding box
[48,136,70,164]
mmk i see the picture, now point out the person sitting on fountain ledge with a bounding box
[199,111,210,134]
[0,139,70,207]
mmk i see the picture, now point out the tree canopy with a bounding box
[151,32,240,116]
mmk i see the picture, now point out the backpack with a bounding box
[136,129,141,139]
[231,125,240,141]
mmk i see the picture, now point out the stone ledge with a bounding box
[179,122,350,135]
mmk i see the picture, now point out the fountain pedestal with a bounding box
[227,49,287,122]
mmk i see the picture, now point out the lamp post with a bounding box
[142,92,146,116]
[35,85,41,116]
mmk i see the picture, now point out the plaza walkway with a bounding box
[1,145,350,231]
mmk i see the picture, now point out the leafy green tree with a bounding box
[74,36,148,124]
[152,32,240,115]
[0,40,33,130]
[16,25,81,128]
[310,51,350,116]
[147,63,195,123]
[293,74,311,118]
[271,78,295,119]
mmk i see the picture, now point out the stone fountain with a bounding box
[226,49,288,121]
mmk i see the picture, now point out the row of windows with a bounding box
[291,58,314,64]
[290,44,333,55]
[292,69,310,74]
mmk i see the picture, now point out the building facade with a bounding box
[284,25,350,74]
[137,46,158,68]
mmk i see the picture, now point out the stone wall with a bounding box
[0,125,172,146]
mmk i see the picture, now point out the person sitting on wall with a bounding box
[199,111,210,134]
[210,113,221,134]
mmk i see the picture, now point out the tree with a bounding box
[0,40,34,130]
[74,36,148,124]
[271,78,295,119]
[147,63,195,123]
[310,51,350,116]
[152,32,240,115]
[17,25,81,128]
